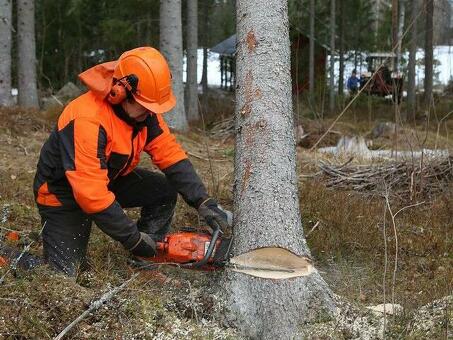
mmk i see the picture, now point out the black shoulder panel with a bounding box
[97,125,107,170]
[58,120,75,171]
[145,114,163,145]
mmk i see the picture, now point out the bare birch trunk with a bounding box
[424,0,434,107]
[17,0,39,108]
[407,0,418,121]
[392,0,399,70]
[221,1,335,338]
[0,0,13,106]
[329,0,336,113]
[396,0,405,72]
[308,0,315,99]
[186,0,199,122]
[159,0,188,131]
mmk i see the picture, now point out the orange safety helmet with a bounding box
[112,47,176,114]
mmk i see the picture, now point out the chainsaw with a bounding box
[0,223,233,272]
[138,221,233,271]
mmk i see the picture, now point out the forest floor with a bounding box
[0,95,451,339]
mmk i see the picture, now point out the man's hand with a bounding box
[128,232,156,257]
[198,198,232,234]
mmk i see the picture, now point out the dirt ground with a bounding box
[0,102,451,339]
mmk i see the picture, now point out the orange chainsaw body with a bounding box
[147,231,222,265]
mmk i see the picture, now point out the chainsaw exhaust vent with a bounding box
[229,247,313,279]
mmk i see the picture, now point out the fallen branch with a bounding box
[316,157,453,200]
[305,221,321,238]
[54,272,139,340]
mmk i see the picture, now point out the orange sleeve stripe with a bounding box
[36,182,62,207]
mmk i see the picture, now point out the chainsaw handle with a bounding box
[182,221,221,269]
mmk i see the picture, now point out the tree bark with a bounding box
[338,0,345,96]
[392,0,399,71]
[186,0,199,122]
[407,0,418,121]
[159,0,188,131]
[0,0,13,106]
[308,0,315,99]
[424,0,434,107]
[329,0,336,113]
[17,0,39,108]
[200,0,210,106]
[221,1,335,338]
[396,0,405,72]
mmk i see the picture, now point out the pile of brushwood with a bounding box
[318,157,453,200]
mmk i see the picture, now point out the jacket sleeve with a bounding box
[143,114,208,208]
[163,159,209,208]
[59,116,140,248]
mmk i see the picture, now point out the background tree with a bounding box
[424,0,434,107]
[407,0,418,121]
[329,0,336,113]
[17,0,39,108]
[222,0,335,337]
[200,0,211,109]
[160,0,188,131]
[308,0,315,99]
[338,0,345,95]
[0,0,13,106]
[396,0,405,71]
[392,0,398,70]
[186,0,199,122]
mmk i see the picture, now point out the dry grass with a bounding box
[0,102,451,338]
[301,179,452,311]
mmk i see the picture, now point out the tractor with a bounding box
[360,52,404,103]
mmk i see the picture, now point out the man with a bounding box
[347,69,360,95]
[33,47,230,276]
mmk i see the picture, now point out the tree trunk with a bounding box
[221,1,335,338]
[424,0,434,107]
[338,0,345,96]
[407,0,418,121]
[186,0,199,122]
[200,0,210,106]
[17,0,39,108]
[159,0,188,131]
[329,0,336,113]
[392,0,399,71]
[308,0,315,99]
[396,0,405,71]
[0,0,13,106]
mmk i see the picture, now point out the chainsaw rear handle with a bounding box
[181,219,222,269]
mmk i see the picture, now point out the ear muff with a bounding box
[107,74,139,105]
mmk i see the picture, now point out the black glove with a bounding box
[128,232,156,258]
[197,198,232,234]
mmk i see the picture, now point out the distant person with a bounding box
[347,69,360,95]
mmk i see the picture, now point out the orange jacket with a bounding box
[34,91,187,214]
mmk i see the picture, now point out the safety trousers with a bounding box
[37,168,177,276]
